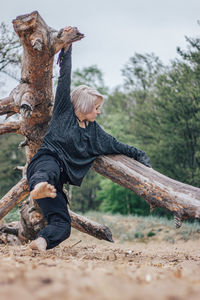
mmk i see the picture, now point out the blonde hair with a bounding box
[71,85,104,114]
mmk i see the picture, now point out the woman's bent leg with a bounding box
[35,191,71,249]
[27,154,61,191]
[27,154,71,250]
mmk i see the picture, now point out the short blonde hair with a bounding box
[71,85,104,114]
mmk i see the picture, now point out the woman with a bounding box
[27,27,150,252]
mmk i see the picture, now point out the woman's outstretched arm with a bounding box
[52,44,73,118]
[95,123,151,167]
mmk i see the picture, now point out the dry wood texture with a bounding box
[93,155,200,226]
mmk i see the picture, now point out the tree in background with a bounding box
[126,38,200,187]
[98,178,149,216]
[71,65,108,95]
[0,22,21,81]
[122,52,164,92]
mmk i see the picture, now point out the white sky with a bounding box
[1,0,200,94]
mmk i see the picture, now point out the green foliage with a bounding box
[122,52,164,91]
[0,134,25,198]
[97,178,149,216]
[99,89,136,144]
[70,170,102,213]
[3,207,20,223]
[127,54,200,186]
[147,231,156,237]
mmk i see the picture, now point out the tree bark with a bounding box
[69,209,113,242]
[0,96,18,116]
[0,11,200,246]
[0,177,29,219]
[93,155,200,227]
[0,121,21,135]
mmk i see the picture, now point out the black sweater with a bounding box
[36,46,148,186]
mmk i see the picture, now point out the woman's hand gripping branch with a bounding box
[60,26,84,52]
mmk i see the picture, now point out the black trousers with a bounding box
[27,154,71,249]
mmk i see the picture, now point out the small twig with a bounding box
[70,240,82,249]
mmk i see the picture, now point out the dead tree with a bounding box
[0,11,113,244]
[0,11,200,245]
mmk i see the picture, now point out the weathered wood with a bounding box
[0,96,18,116]
[0,177,29,219]
[69,210,114,242]
[0,224,19,236]
[0,121,21,135]
[92,155,200,222]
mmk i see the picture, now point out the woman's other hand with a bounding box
[136,150,151,168]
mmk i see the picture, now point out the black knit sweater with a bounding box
[35,46,149,186]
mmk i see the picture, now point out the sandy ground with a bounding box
[0,216,200,300]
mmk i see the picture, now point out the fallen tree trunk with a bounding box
[93,155,200,227]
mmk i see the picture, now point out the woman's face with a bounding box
[84,98,103,122]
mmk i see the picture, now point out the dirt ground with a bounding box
[0,217,200,300]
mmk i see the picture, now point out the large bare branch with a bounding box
[69,210,113,242]
[51,27,85,54]
[0,177,29,220]
[0,96,19,116]
[0,121,21,135]
[93,155,200,227]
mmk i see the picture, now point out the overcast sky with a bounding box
[1,0,200,93]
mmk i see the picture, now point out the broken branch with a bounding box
[0,121,21,135]
[0,96,19,116]
[52,26,84,54]
[92,155,200,224]
[0,177,29,220]
[69,209,114,242]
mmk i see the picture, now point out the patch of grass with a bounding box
[134,232,144,239]
[147,231,156,237]
[176,221,200,241]
[82,212,200,243]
